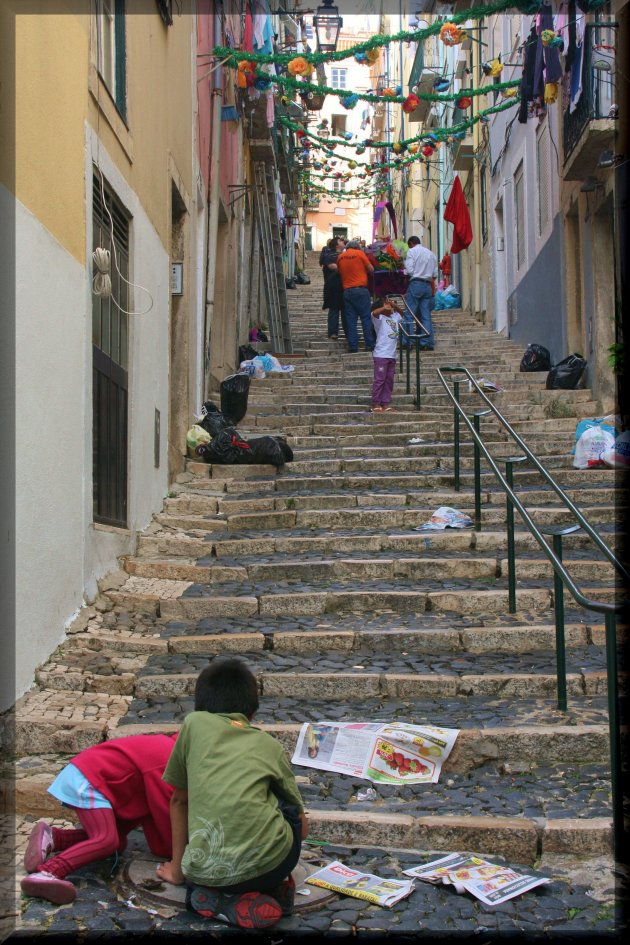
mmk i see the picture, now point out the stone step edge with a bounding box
[62,623,608,657]
[12,719,610,776]
[107,583,557,619]
[11,775,611,862]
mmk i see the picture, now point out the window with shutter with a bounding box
[514,162,525,272]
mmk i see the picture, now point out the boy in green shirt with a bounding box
[157,658,308,929]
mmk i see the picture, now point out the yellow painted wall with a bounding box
[1,0,194,262]
[5,1,89,264]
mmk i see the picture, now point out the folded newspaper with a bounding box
[306,861,415,907]
[403,853,550,906]
[292,721,459,785]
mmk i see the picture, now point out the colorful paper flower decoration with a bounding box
[408,143,419,154]
[402,93,420,113]
[456,96,472,109]
[482,57,503,77]
[254,76,272,90]
[342,132,353,141]
[348,160,357,169]
[439,22,466,46]
[362,138,374,147]
[341,94,359,109]
[356,146,366,155]
[433,77,451,93]
[237,60,256,88]
[354,52,368,63]
[365,48,380,65]
[502,87,518,99]
[287,57,313,77]
[422,145,434,157]
[382,88,396,97]
[392,142,405,154]
[280,95,291,106]
[544,82,558,103]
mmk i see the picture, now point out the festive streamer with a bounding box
[213,1,527,68]
[259,70,521,107]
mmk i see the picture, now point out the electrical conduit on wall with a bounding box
[204,12,223,398]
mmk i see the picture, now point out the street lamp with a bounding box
[314,0,342,54]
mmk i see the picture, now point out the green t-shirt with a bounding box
[163,711,304,887]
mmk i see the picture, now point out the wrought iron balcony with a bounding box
[563,22,617,181]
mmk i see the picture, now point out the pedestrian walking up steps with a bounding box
[10,253,625,911]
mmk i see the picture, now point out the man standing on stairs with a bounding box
[336,240,376,353]
[403,235,438,351]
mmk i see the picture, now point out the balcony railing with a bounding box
[563,22,617,164]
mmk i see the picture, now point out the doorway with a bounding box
[332,226,348,240]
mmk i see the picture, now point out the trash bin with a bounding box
[220,372,251,423]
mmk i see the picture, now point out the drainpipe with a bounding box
[471,29,482,315]
[204,11,223,398]
[399,0,406,237]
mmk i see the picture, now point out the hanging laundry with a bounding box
[443,176,472,254]
[518,24,538,123]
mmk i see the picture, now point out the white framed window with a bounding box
[536,123,550,236]
[514,162,525,271]
[330,67,347,89]
[96,0,126,119]
[332,179,345,192]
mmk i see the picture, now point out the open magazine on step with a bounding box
[291,720,459,785]
[403,853,550,906]
[306,861,415,907]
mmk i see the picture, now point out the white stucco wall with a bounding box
[9,133,174,709]
[14,193,88,707]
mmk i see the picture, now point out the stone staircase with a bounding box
[8,251,623,935]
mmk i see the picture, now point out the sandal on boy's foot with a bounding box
[190,886,282,929]
[371,406,383,413]
[382,406,395,412]
[21,871,76,905]
[24,821,54,873]
[270,875,296,916]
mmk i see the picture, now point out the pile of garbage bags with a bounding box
[186,398,293,468]
[433,285,461,310]
[239,353,295,379]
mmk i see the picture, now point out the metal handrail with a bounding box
[437,364,625,863]
[437,366,628,605]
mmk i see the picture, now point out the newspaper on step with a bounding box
[292,721,458,784]
[306,860,415,907]
[403,853,550,906]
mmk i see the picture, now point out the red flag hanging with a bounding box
[444,175,473,253]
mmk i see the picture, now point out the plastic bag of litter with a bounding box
[186,424,212,458]
[239,359,266,379]
[573,425,616,469]
[416,506,474,530]
[601,430,630,468]
[475,378,504,392]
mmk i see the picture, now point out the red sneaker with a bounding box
[24,821,54,873]
[21,871,76,905]
[190,886,282,928]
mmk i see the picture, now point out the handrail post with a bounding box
[498,456,527,614]
[399,332,403,374]
[471,411,490,531]
[453,380,461,492]
[540,524,580,712]
[604,610,624,862]
[405,341,411,394]
[415,335,421,411]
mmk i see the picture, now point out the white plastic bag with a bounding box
[416,506,474,531]
[601,430,630,468]
[573,425,616,469]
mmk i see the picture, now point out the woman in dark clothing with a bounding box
[321,237,346,341]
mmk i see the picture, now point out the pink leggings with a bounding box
[39,808,134,879]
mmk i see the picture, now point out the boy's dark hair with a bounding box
[407,235,420,247]
[194,658,260,717]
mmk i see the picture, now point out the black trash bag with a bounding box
[246,435,293,467]
[257,329,269,341]
[220,372,251,423]
[546,353,587,390]
[238,343,258,364]
[200,428,252,464]
[295,272,311,285]
[520,343,551,372]
[198,400,232,438]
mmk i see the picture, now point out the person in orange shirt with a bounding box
[336,241,376,353]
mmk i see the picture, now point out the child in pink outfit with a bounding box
[370,299,403,412]
[21,733,177,905]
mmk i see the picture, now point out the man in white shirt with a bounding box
[403,236,439,350]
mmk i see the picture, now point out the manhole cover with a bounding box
[116,849,337,914]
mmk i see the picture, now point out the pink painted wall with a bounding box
[196,5,241,206]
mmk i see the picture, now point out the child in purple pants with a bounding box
[371,300,402,413]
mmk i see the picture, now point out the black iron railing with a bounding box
[437,365,627,862]
[563,22,618,162]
